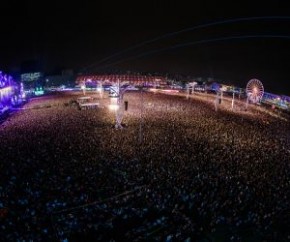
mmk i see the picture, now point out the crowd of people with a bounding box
[0,90,289,241]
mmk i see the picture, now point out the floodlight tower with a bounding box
[81,82,86,95]
[186,81,197,99]
[97,82,104,99]
[109,79,130,129]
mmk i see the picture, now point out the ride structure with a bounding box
[246,79,264,109]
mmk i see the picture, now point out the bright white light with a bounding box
[160,89,179,93]
[109,104,119,111]
[0,86,12,95]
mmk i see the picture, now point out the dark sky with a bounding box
[1,0,290,95]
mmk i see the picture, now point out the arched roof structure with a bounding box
[76,74,167,87]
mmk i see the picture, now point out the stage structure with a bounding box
[246,79,264,109]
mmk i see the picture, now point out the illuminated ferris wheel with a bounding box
[246,79,264,103]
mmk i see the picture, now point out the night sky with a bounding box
[1,1,290,95]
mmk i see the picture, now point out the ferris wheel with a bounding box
[246,79,264,103]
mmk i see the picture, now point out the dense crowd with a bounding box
[0,91,289,241]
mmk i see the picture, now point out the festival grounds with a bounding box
[0,91,289,241]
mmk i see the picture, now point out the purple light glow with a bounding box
[0,71,25,113]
